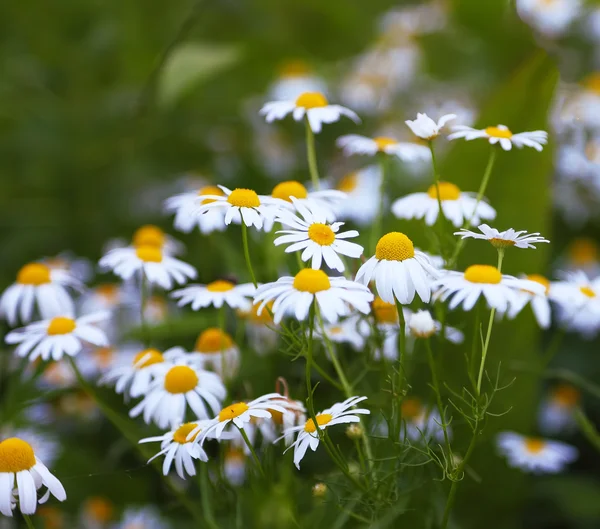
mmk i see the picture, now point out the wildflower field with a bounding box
[1,0,600,528]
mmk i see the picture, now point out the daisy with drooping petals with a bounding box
[538,384,581,435]
[282,396,370,469]
[448,125,548,151]
[496,432,577,473]
[192,328,241,380]
[455,224,550,249]
[131,225,184,256]
[171,280,255,312]
[0,437,66,517]
[550,271,600,337]
[336,134,431,162]
[260,92,360,133]
[99,245,196,290]
[356,232,439,304]
[130,361,226,429]
[333,166,381,226]
[506,274,552,328]
[0,263,82,326]
[164,185,227,234]
[274,199,363,272]
[114,506,168,529]
[5,312,110,362]
[405,113,456,140]
[391,182,496,227]
[433,265,546,313]
[253,269,373,324]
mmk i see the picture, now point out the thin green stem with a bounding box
[541,327,566,368]
[23,514,36,529]
[425,339,451,451]
[295,251,304,272]
[305,117,320,190]
[140,274,149,347]
[241,221,258,288]
[305,303,317,420]
[199,464,220,529]
[370,154,388,254]
[238,426,266,479]
[428,141,448,226]
[218,304,228,381]
[321,432,370,494]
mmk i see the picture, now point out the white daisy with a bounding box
[391,182,497,227]
[99,245,196,290]
[336,134,431,162]
[550,271,600,337]
[129,361,226,429]
[131,225,184,256]
[5,312,109,362]
[356,232,439,305]
[333,166,381,226]
[79,284,123,316]
[37,360,77,389]
[0,262,82,326]
[400,398,450,443]
[260,92,360,133]
[253,269,373,324]
[405,113,456,140]
[407,310,436,338]
[448,125,548,151]
[433,265,545,313]
[317,315,367,351]
[42,252,93,284]
[274,199,363,272]
[506,274,552,329]
[241,302,279,353]
[113,506,168,529]
[516,0,582,38]
[455,224,550,249]
[164,185,227,235]
[0,437,66,517]
[223,447,246,487]
[0,429,59,468]
[267,60,327,101]
[246,396,307,447]
[171,280,255,312]
[192,328,241,381]
[282,396,370,469]
[496,432,577,473]
[538,384,581,435]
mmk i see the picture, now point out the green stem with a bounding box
[541,327,566,368]
[218,304,228,381]
[238,426,266,479]
[241,221,258,288]
[370,154,388,254]
[425,339,451,451]
[295,250,304,272]
[23,514,36,529]
[305,117,320,190]
[429,141,448,226]
[199,464,220,529]
[140,274,149,347]
[305,302,317,420]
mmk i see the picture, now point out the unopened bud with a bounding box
[346,423,364,440]
[312,483,327,497]
[408,310,436,338]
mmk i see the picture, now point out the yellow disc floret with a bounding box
[219,402,249,422]
[580,286,596,298]
[293,269,331,293]
[524,437,545,454]
[485,126,513,139]
[47,317,76,335]
[401,398,423,420]
[0,438,36,472]
[17,263,51,285]
[272,181,308,202]
[133,348,164,368]
[568,237,598,265]
[375,232,415,261]
[206,280,235,292]
[583,72,600,94]
[526,274,550,295]
[374,136,398,151]
[551,384,580,408]
[227,188,261,208]
[195,328,234,353]
[198,185,225,205]
[337,172,358,193]
[135,245,163,263]
[463,265,502,284]
[308,223,336,246]
[427,182,461,201]
[373,297,398,324]
[295,92,328,109]
[164,366,199,394]
[304,413,333,433]
[173,423,200,444]
[85,497,114,523]
[132,225,165,249]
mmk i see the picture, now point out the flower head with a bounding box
[455,224,549,249]
[171,280,255,311]
[405,113,456,140]
[333,166,382,226]
[506,274,552,328]
[336,134,431,162]
[192,328,241,380]
[407,310,436,338]
[448,125,548,151]
[539,384,581,435]
[164,185,227,235]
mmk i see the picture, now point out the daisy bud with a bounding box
[408,310,436,339]
[312,483,328,498]
[345,423,364,440]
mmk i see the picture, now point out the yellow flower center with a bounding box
[17,263,51,285]
[135,245,163,263]
[568,238,598,265]
[133,349,164,368]
[293,269,331,293]
[463,265,502,284]
[373,297,398,324]
[47,317,76,335]
[307,223,336,246]
[489,238,516,249]
[375,232,415,261]
[132,225,165,248]
[485,126,513,139]
[295,91,328,109]
[583,72,600,94]
[195,328,234,353]
[427,182,461,201]
[329,326,343,334]
[218,402,249,422]
[173,422,200,444]
[580,286,596,298]
[246,302,274,324]
[94,347,114,369]
[85,497,114,523]
[304,413,333,433]
[227,188,261,208]
[198,185,225,205]
[526,274,550,295]
[206,280,235,292]
[280,59,310,78]
[524,437,546,454]
[337,172,358,193]
[373,136,398,151]
[96,284,119,303]
[401,398,423,420]
[164,366,199,394]
[551,384,580,408]
[37,506,64,529]
[272,181,308,202]
[0,438,36,472]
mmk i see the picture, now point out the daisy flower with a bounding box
[130,361,226,429]
[260,92,360,133]
[455,224,549,249]
[391,182,496,227]
[282,396,370,469]
[164,185,227,234]
[0,262,82,326]
[5,312,109,362]
[242,302,279,353]
[192,328,241,381]
[550,271,600,337]
[114,506,168,529]
[270,180,346,223]
[274,199,363,272]
[79,284,123,315]
[99,245,196,290]
[223,447,246,487]
[433,265,546,313]
[400,398,450,443]
[317,315,367,351]
[448,125,548,151]
[506,274,552,329]
[131,225,184,256]
[336,134,431,162]
[253,269,373,324]
[496,432,577,473]
[246,395,306,447]
[407,310,436,338]
[538,384,581,435]
[268,60,327,101]
[81,496,114,528]
[356,232,439,305]
[171,280,255,312]
[333,166,381,226]
[405,113,456,140]
[0,429,59,468]
[516,0,581,38]
[0,437,66,516]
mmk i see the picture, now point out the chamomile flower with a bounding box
[99,246,196,290]
[260,92,360,133]
[274,199,363,272]
[0,429,59,468]
[242,302,279,353]
[336,134,431,162]
[333,166,381,225]
[223,447,246,487]
[0,263,82,326]
[130,361,226,429]
[131,225,184,256]
[539,384,581,435]
[405,113,456,140]
[282,396,370,469]
[407,310,436,338]
[433,265,546,313]
[81,496,114,528]
[516,0,582,38]
[455,224,550,249]
[0,437,66,516]
[247,396,306,447]
[253,269,373,324]
[192,328,240,381]
[5,312,110,362]
[268,60,327,101]
[171,280,255,312]
[550,271,600,337]
[448,125,548,151]
[391,182,496,227]
[317,315,366,351]
[506,274,552,328]
[400,398,450,443]
[114,507,168,529]
[164,185,227,235]
[356,232,439,304]
[496,432,577,473]
[270,180,346,223]
[79,284,123,316]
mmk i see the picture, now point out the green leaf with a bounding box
[575,407,600,453]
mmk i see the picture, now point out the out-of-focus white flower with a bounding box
[539,384,581,435]
[400,397,451,443]
[333,166,381,226]
[407,310,436,338]
[336,134,431,162]
[164,185,227,235]
[113,506,169,529]
[506,274,552,329]
[172,280,255,312]
[223,447,246,487]
[267,60,327,101]
[316,315,367,351]
[516,0,581,38]
[192,328,240,381]
[449,125,548,151]
[405,113,456,140]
